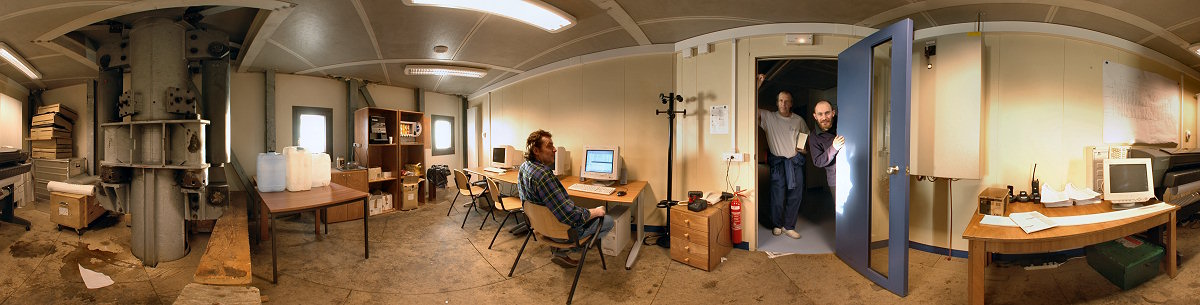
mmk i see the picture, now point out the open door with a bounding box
[834,19,912,296]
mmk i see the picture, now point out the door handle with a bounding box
[886,166,900,175]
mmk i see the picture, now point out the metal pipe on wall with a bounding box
[265,69,276,152]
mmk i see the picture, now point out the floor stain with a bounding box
[702,280,718,289]
[8,240,56,258]
[58,241,136,281]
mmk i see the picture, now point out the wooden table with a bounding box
[961,201,1177,304]
[257,184,369,284]
[465,167,649,269]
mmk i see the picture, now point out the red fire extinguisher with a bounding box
[730,194,743,245]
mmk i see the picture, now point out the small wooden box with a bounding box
[50,191,105,231]
[978,187,1009,216]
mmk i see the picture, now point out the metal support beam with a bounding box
[346,79,357,163]
[238,5,296,73]
[97,68,122,172]
[265,69,276,151]
[415,88,425,112]
[86,79,95,174]
[357,82,376,108]
[460,96,468,167]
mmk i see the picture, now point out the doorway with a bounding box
[755,58,838,254]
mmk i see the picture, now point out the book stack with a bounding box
[30,104,76,159]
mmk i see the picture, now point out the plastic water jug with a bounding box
[311,153,331,187]
[256,152,286,192]
[283,146,312,192]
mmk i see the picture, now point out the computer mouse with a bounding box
[616,190,627,196]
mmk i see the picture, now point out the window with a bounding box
[431,114,454,156]
[292,106,333,154]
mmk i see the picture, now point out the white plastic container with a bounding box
[283,146,312,192]
[311,153,331,187]
[256,152,286,192]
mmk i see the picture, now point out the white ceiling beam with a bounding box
[237,4,297,73]
[590,0,651,45]
[349,0,388,84]
[513,26,625,69]
[0,1,128,24]
[296,59,523,75]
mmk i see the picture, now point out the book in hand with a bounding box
[1008,211,1058,234]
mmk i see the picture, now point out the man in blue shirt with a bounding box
[518,129,613,268]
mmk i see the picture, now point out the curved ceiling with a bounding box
[2,0,1199,95]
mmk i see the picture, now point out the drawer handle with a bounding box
[684,233,689,238]
[684,246,690,251]
[683,257,689,262]
[685,219,690,224]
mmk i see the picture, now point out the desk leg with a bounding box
[271,214,278,285]
[968,240,984,305]
[363,197,370,259]
[259,201,269,242]
[625,194,643,270]
[313,210,322,236]
[1167,212,1177,278]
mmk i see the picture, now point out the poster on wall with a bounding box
[1102,61,1179,145]
[710,105,729,134]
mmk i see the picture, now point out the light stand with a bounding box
[655,92,685,248]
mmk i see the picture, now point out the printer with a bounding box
[1129,147,1200,218]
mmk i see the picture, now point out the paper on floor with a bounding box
[79,264,114,289]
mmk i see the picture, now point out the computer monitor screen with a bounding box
[1102,158,1155,204]
[492,145,518,168]
[584,150,614,174]
[1109,164,1150,193]
[580,145,620,183]
[492,147,506,163]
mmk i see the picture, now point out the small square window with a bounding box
[432,115,454,156]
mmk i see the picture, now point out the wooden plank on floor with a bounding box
[173,283,261,305]
[193,195,252,286]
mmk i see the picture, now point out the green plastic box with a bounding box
[1085,236,1163,290]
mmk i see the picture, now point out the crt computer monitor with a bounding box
[1102,158,1156,207]
[581,145,620,184]
[492,145,519,169]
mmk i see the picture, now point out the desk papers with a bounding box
[980,202,1175,228]
[1009,211,1058,233]
[1040,183,1102,208]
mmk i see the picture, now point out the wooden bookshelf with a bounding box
[355,108,400,213]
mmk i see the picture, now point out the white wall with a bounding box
[0,75,27,149]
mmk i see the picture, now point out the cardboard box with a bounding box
[50,191,104,230]
[978,187,1009,216]
[35,103,78,122]
[400,182,419,210]
[1086,236,1163,290]
[368,167,382,180]
[31,138,71,149]
[32,113,74,131]
[30,127,70,140]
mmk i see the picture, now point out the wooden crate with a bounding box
[29,127,70,140]
[50,191,105,232]
[32,138,71,149]
[34,103,78,122]
[31,113,74,131]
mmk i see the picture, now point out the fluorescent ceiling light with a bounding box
[1190,43,1200,56]
[403,0,575,33]
[0,42,41,80]
[405,64,487,78]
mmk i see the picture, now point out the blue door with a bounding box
[834,19,913,296]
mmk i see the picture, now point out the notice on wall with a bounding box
[710,105,729,134]
[1102,61,1180,145]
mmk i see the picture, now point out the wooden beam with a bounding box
[237,5,296,73]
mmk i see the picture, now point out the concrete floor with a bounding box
[3,189,1200,304]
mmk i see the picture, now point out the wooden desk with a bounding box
[257,184,369,284]
[962,201,1177,305]
[466,167,649,269]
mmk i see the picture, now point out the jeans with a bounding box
[552,215,614,256]
[768,154,805,230]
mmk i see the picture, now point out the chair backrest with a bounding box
[522,202,572,241]
[452,169,470,192]
[485,177,503,209]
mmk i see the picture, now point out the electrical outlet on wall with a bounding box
[722,152,745,162]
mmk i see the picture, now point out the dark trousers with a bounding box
[768,154,805,230]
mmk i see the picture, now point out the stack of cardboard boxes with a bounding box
[30,104,75,159]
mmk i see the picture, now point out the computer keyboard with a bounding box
[484,167,507,174]
[568,183,615,195]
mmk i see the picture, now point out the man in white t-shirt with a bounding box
[758,89,809,239]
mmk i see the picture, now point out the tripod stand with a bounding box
[654,92,685,248]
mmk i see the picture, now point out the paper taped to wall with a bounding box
[1102,61,1179,145]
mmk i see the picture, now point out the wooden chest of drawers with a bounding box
[324,169,368,223]
[670,200,732,271]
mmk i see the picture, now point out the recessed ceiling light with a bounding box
[433,45,449,53]
[404,64,487,78]
[0,42,42,80]
[402,0,575,33]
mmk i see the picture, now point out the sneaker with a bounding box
[784,230,801,239]
[551,255,579,268]
[772,228,783,236]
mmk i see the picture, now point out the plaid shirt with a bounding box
[519,160,589,229]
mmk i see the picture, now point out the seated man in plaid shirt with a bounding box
[518,129,614,268]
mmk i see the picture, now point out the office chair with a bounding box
[449,170,487,226]
[483,177,530,248]
[509,202,606,305]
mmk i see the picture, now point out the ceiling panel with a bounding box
[0,6,108,58]
[517,30,637,71]
[615,0,905,26]
[25,55,92,79]
[267,0,377,67]
[453,3,620,69]
[41,78,90,90]
[877,14,936,31]
[1051,7,1152,44]
[1088,0,1198,29]
[1171,21,1200,45]
[1141,37,1200,70]
[925,3,1050,26]
[640,18,764,44]
[252,43,315,74]
[324,64,386,84]
[199,7,257,44]
[434,73,496,95]
[360,1,482,60]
